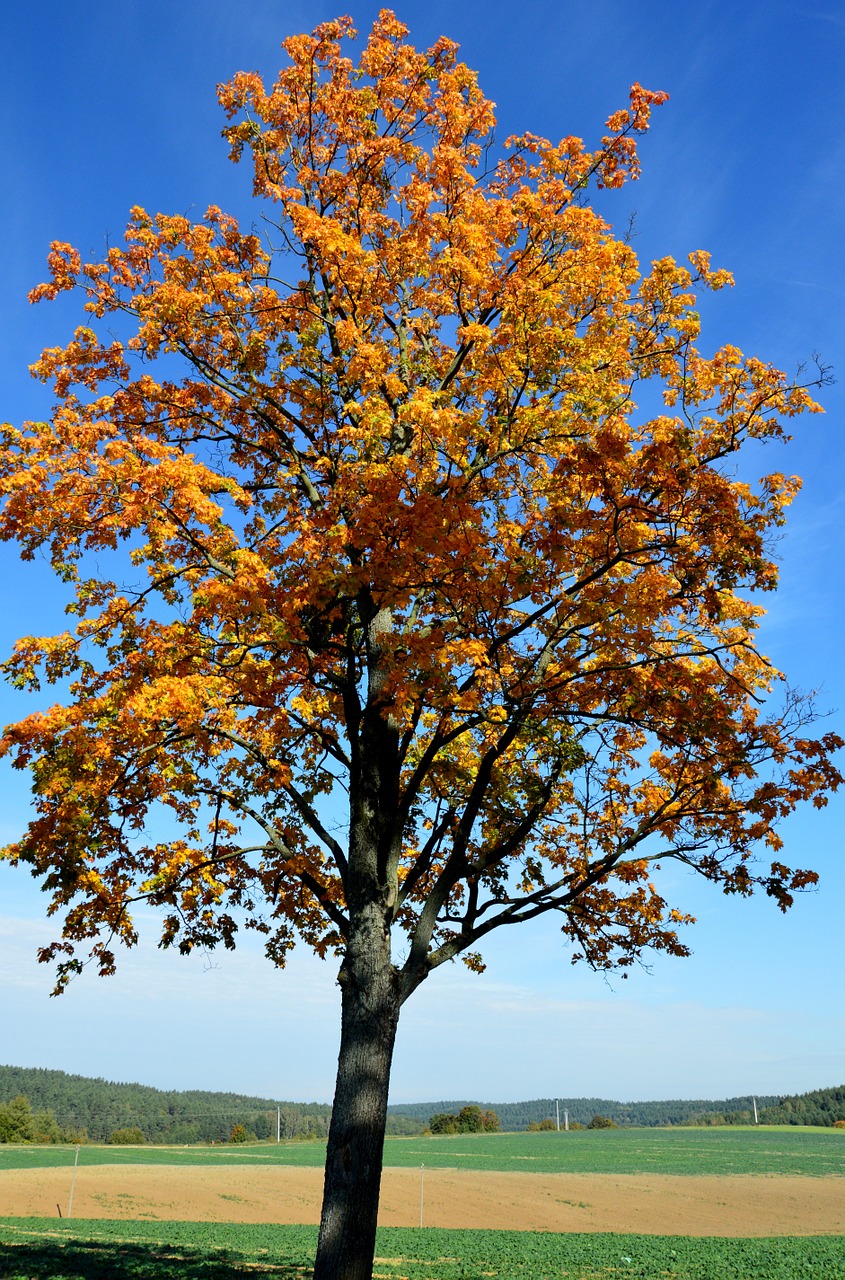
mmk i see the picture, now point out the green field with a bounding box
[2,1126,843,1177]
[1,1220,844,1280]
[3,1130,842,1277]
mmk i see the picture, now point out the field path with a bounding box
[2,1164,843,1235]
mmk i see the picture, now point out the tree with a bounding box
[0,1094,73,1144]
[0,11,840,1279]
[428,1104,499,1133]
[0,1096,35,1144]
[587,1114,618,1130]
[109,1126,146,1145]
[429,1112,460,1135]
[253,1111,273,1140]
[457,1104,484,1133]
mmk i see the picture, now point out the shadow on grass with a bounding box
[0,1237,313,1279]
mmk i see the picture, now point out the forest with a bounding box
[388,1095,784,1129]
[729,1087,845,1128]
[392,1088,845,1128]
[2,1065,844,1142]
[0,1066,420,1144]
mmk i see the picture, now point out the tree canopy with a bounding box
[1,11,838,992]
[429,1105,500,1134]
[1,11,840,1278]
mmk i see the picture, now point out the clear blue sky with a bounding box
[1,0,843,1105]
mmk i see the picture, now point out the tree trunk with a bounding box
[313,905,401,1280]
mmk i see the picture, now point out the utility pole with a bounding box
[752,1097,759,1125]
[564,1108,569,1132]
[555,1099,560,1132]
[67,1146,80,1219]
[277,1106,281,1143]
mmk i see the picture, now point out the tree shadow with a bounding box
[0,1236,313,1279]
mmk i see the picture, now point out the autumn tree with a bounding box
[482,1109,500,1133]
[428,1104,499,1134]
[587,1114,618,1130]
[0,12,840,1279]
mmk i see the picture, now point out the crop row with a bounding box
[1,1126,844,1177]
[1,1220,844,1279]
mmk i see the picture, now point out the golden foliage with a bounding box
[0,10,839,995]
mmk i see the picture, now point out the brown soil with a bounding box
[2,1165,843,1235]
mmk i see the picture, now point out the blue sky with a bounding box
[1,1,843,1106]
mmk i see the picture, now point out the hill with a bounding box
[0,1064,327,1143]
[739,1085,845,1128]
[387,1095,781,1130]
[2,1065,843,1142]
[0,1065,419,1144]
[391,1085,845,1129]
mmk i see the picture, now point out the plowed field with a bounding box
[2,1163,843,1235]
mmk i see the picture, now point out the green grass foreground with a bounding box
[1,1220,844,1280]
[2,1126,844,1177]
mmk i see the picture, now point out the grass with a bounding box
[1,1219,844,1279]
[2,1126,844,1177]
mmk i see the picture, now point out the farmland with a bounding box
[1,1129,843,1277]
[1,1220,844,1280]
[1,1125,843,1176]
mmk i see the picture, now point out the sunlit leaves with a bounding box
[0,10,840,994]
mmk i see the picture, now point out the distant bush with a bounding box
[833,1120,845,1130]
[229,1123,256,1143]
[587,1114,618,1130]
[108,1127,145,1145]
[526,1116,585,1132]
[430,1106,500,1135]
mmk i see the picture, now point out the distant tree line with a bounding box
[0,1065,422,1144]
[3,1066,843,1144]
[388,1095,785,1130]
[717,1086,845,1128]
[389,1087,845,1130]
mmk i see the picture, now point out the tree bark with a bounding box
[312,903,401,1280]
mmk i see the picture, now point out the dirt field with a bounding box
[1,1164,843,1235]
